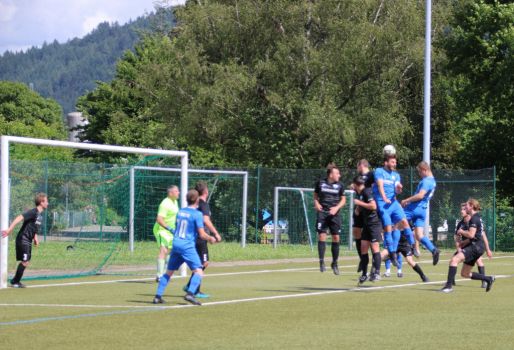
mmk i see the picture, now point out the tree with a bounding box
[80,1,453,168]
[439,0,514,203]
[0,81,72,160]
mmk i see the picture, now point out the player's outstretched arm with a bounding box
[1,214,24,237]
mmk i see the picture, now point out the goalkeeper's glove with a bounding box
[166,226,174,233]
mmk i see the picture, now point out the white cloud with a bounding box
[0,1,17,22]
[0,0,187,55]
[82,12,115,36]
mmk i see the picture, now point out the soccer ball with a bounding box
[383,144,396,156]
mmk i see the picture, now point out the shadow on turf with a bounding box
[259,286,351,293]
[117,280,154,285]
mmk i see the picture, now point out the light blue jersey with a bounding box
[173,207,204,247]
[408,176,436,210]
[372,167,401,202]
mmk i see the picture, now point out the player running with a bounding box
[152,185,180,282]
[1,192,48,288]
[401,161,440,265]
[441,198,495,293]
[153,189,217,305]
[453,202,493,288]
[314,163,346,275]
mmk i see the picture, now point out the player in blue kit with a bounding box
[401,161,440,265]
[372,154,414,267]
[153,189,217,306]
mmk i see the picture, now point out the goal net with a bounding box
[0,136,187,288]
[272,187,355,249]
[128,166,248,249]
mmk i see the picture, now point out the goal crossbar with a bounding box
[1,136,189,289]
[273,187,355,248]
[129,166,248,250]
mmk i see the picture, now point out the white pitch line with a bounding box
[1,274,512,312]
[7,255,514,290]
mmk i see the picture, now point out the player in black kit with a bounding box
[314,163,346,274]
[351,159,374,273]
[353,176,382,284]
[1,192,48,288]
[441,198,495,293]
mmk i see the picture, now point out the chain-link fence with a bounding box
[5,160,504,254]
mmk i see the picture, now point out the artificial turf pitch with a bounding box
[1,252,514,350]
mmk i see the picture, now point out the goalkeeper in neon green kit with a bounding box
[153,185,180,282]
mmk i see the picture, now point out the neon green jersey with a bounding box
[153,197,179,235]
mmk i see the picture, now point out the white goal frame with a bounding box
[1,136,188,289]
[273,187,355,249]
[129,166,248,250]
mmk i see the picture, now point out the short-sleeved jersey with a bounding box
[314,178,345,211]
[16,208,42,244]
[153,197,179,235]
[468,213,485,245]
[408,177,436,210]
[197,199,211,237]
[360,171,375,188]
[174,207,205,247]
[357,187,380,226]
[455,218,469,237]
[372,167,401,202]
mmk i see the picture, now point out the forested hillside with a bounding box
[0,8,174,114]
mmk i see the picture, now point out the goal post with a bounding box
[0,136,188,289]
[129,166,248,250]
[273,187,355,249]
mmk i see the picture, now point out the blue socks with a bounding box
[420,236,436,253]
[403,227,415,245]
[385,254,403,270]
[392,229,401,252]
[187,273,202,295]
[156,273,171,297]
[384,231,393,253]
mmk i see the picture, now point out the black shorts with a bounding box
[462,243,484,266]
[316,211,341,235]
[361,223,382,243]
[397,241,413,258]
[195,239,209,264]
[352,212,364,229]
[16,241,32,262]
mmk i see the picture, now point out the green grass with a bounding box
[1,252,514,349]
[8,241,321,278]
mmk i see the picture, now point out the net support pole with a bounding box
[299,190,313,251]
[1,137,10,289]
[241,173,248,247]
[129,167,135,252]
[273,187,279,248]
[423,0,432,238]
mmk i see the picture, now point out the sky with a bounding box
[0,0,185,55]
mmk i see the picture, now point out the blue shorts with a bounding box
[404,206,427,228]
[376,200,406,227]
[167,243,203,271]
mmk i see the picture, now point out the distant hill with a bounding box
[0,9,175,115]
